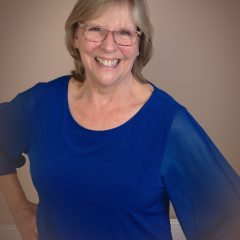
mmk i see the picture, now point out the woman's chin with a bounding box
[91,72,123,87]
[95,77,120,88]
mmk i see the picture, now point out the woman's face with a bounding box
[74,3,139,87]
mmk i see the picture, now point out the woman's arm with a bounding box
[0,173,27,210]
[0,173,38,240]
[161,107,240,239]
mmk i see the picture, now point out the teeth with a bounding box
[96,57,119,67]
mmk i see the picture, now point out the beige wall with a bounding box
[0,0,239,224]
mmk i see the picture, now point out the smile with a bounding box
[95,57,120,68]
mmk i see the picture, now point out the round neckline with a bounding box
[64,76,156,134]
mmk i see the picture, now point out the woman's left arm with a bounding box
[161,107,240,240]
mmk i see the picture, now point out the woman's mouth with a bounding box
[95,57,120,68]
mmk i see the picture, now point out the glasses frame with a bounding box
[78,23,142,46]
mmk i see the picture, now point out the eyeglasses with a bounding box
[78,23,142,46]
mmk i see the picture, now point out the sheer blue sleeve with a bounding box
[0,86,36,175]
[161,107,240,239]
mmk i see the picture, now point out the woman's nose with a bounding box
[100,32,117,51]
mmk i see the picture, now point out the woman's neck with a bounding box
[71,75,142,110]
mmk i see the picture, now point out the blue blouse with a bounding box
[0,75,239,240]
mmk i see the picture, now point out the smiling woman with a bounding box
[0,0,240,240]
[65,0,154,131]
[65,0,153,84]
[71,2,140,88]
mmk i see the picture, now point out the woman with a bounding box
[0,0,239,239]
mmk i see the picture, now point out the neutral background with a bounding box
[0,0,240,225]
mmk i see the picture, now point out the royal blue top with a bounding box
[0,75,240,240]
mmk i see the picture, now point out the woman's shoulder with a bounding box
[33,75,70,94]
[149,81,185,113]
[15,75,69,108]
[8,75,71,113]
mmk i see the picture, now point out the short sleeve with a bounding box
[0,86,36,175]
[161,107,240,239]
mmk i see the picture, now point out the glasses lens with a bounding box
[84,26,105,42]
[115,30,137,46]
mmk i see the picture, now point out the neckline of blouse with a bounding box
[64,75,157,135]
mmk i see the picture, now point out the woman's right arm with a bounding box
[0,173,38,240]
[0,84,41,239]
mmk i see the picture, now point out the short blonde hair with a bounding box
[65,0,153,83]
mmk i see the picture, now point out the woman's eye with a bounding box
[88,27,101,32]
[119,30,132,36]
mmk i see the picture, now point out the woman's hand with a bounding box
[10,200,38,240]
